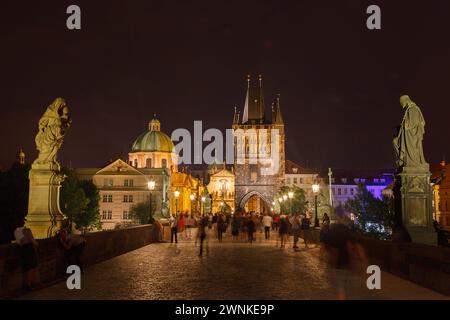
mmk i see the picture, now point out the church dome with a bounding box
[131,118,175,153]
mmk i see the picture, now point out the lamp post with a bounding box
[288,191,294,215]
[147,180,155,223]
[201,196,206,216]
[312,183,320,228]
[174,190,180,217]
[190,193,195,215]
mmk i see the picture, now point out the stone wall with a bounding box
[0,225,153,298]
[356,237,450,295]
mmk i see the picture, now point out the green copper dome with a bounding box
[131,118,175,153]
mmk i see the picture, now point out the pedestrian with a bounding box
[291,214,301,249]
[217,214,226,242]
[246,216,255,244]
[272,214,280,231]
[185,214,194,239]
[320,212,331,243]
[14,219,41,290]
[178,213,185,238]
[170,214,178,244]
[277,215,289,248]
[262,214,273,240]
[231,213,240,240]
[58,229,87,272]
[196,216,208,257]
[152,219,163,242]
[301,213,312,248]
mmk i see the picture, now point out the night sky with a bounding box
[1,0,450,170]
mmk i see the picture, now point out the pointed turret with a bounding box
[241,74,265,124]
[272,94,284,124]
[233,106,240,124]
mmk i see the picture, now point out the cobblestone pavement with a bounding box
[22,230,448,300]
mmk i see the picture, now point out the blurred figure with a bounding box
[321,215,368,299]
[152,219,163,242]
[262,214,273,240]
[246,216,255,244]
[231,213,240,240]
[169,214,178,244]
[290,213,301,249]
[301,213,312,248]
[185,214,194,239]
[196,216,208,257]
[58,228,86,272]
[14,219,41,290]
[217,214,226,242]
[272,214,280,231]
[277,215,289,248]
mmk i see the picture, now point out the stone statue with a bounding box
[34,97,71,165]
[393,95,427,169]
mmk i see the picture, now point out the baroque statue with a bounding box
[392,95,427,169]
[33,97,72,165]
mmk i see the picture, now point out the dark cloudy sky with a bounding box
[1,0,449,170]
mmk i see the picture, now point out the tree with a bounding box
[129,202,152,224]
[344,184,395,239]
[0,162,30,244]
[59,168,100,232]
[276,185,307,215]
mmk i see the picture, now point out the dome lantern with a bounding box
[149,115,160,132]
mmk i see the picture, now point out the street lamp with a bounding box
[312,183,320,228]
[201,196,206,216]
[190,193,195,214]
[288,191,294,215]
[147,180,155,223]
[174,190,180,216]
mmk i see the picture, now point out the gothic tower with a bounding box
[232,75,285,213]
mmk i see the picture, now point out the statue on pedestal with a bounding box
[392,95,436,245]
[26,98,71,238]
[393,95,427,170]
[34,97,72,167]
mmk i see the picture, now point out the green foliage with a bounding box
[344,184,395,239]
[276,185,307,215]
[0,162,30,244]
[60,168,100,231]
[129,201,152,224]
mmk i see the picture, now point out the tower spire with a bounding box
[273,94,284,124]
[241,75,250,124]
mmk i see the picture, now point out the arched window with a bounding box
[146,158,152,168]
[162,159,167,168]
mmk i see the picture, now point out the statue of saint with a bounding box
[393,95,427,169]
[34,98,72,165]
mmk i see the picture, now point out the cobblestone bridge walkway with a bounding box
[22,230,447,300]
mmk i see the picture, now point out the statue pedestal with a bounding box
[26,163,65,239]
[396,165,437,245]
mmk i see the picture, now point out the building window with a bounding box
[103,194,113,202]
[332,188,336,195]
[354,178,359,183]
[129,179,133,187]
[124,179,129,187]
[123,195,128,203]
[286,178,291,184]
[107,210,112,220]
[293,178,298,184]
[338,188,341,195]
[133,159,138,167]
[341,178,347,184]
[146,158,152,168]
[129,195,134,202]
[102,210,107,220]
[123,211,129,220]
[350,188,354,195]
[299,178,303,184]
[103,179,113,187]
[344,188,348,195]
[374,178,379,183]
[380,179,386,183]
[360,178,366,183]
[162,159,167,168]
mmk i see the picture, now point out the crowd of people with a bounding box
[166,210,332,253]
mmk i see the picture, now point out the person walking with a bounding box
[246,216,255,244]
[169,214,178,244]
[217,214,226,242]
[185,214,194,239]
[301,213,312,248]
[197,216,208,257]
[291,213,301,249]
[231,213,240,240]
[272,214,280,231]
[278,215,289,248]
[14,219,41,290]
[320,212,331,243]
[262,214,273,240]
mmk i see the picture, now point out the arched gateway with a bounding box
[238,191,271,213]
